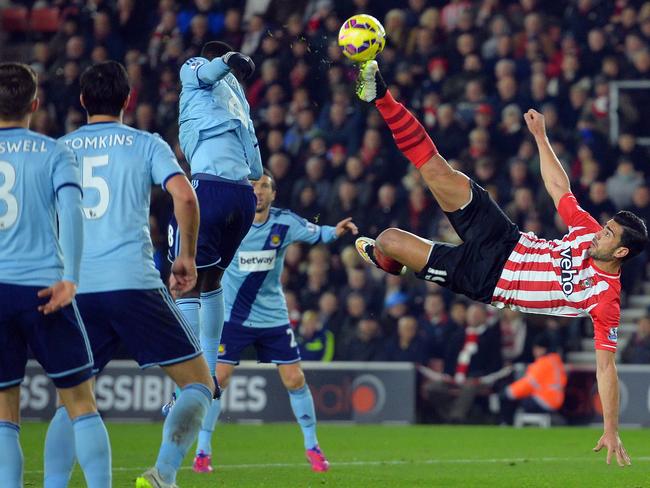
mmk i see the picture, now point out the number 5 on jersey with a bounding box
[82,155,110,219]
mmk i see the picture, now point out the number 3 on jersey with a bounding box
[0,161,18,229]
[82,155,110,219]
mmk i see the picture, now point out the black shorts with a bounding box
[415,180,520,303]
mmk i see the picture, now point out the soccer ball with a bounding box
[338,14,386,63]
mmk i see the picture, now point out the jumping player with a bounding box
[0,63,111,487]
[168,41,262,385]
[41,62,215,488]
[354,61,645,467]
[191,170,358,474]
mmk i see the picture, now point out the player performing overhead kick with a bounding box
[354,61,646,467]
[168,41,262,386]
[191,170,358,474]
[41,61,215,488]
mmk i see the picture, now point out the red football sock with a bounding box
[373,245,404,275]
[375,90,438,168]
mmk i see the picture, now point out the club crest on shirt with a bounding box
[270,233,282,247]
[187,59,204,71]
[579,278,593,289]
[608,327,618,342]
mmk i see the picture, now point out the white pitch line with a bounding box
[23,456,650,474]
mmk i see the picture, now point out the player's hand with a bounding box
[335,217,359,238]
[523,109,547,139]
[593,431,631,466]
[222,51,255,81]
[169,256,198,298]
[37,280,77,315]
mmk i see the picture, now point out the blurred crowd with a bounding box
[3,0,650,406]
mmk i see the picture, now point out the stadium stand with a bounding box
[2,0,650,422]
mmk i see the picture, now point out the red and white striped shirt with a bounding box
[492,193,620,352]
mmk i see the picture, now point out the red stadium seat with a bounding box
[29,7,61,33]
[1,7,29,33]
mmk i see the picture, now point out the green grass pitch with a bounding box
[21,422,649,487]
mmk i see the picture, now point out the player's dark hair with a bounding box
[201,41,234,60]
[263,168,277,191]
[0,62,37,120]
[613,210,648,262]
[80,61,130,117]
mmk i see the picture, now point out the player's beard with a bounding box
[587,246,616,262]
[256,200,271,214]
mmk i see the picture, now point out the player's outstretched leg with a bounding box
[357,61,471,213]
[137,356,213,488]
[193,362,233,473]
[44,406,75,487]
[278,364,329,472]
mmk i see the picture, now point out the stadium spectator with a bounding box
[499,309,529,363]
[606,159,644,210]
[431,103,467,160]
[337,316,386,361]
[297,310,335,361]
[423,304,502,423]
[418,291,458,359]
[384,315,430,363]
[621,317,650,364]
[583,181,617,223]
[367,183,401,238]
[499,333,567,425]
[379,290,411,335]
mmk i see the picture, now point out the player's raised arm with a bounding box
[182,49,255,88]
[593,349,631,466]
[524,109,571,208]
[166,174,200,296]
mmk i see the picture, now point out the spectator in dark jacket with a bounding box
[384,316,430,363]
[621,317,650,364]
[423,304,503,423]
[337,317,386,361]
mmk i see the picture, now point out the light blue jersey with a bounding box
[223,208,337,328]
[179,56,262,181]
[60,122,183,293]
[0,128,81,286]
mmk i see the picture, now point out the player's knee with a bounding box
[281,368,305,390]
[0,387,21,423]
[216,366,234,389]
[199,266,223,293]
[62,395,97,419]
[57,379,98,418]
[376,228,403,257]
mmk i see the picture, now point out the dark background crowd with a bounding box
[3,0,650,421]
